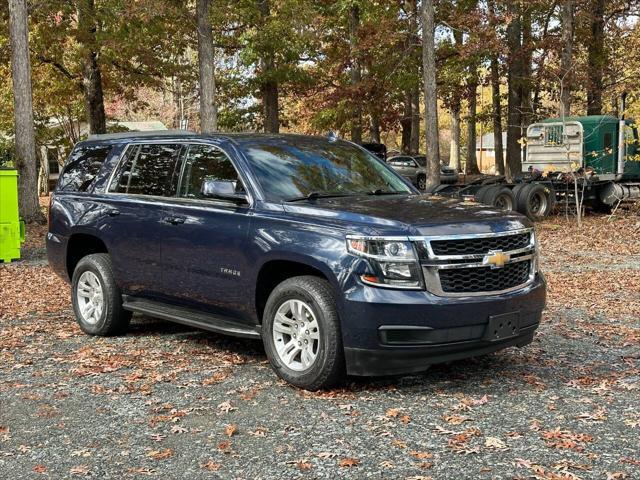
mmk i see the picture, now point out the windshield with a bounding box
[414,156,427,167]
[241,139,413,201]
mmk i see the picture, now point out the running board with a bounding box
[122,297,261,339]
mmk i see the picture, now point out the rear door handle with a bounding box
[105,208,120,217]
[164,216,186,225]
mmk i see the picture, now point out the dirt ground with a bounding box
[0,205,638,479]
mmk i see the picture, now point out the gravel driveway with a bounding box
[1,214,638,479]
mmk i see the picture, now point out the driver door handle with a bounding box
[105,208,120,217]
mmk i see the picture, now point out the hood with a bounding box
[282,194,531,236]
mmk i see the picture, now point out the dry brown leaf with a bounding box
[339,457,360,468]
[147,449,173,460]
[295,460,313,470]
[201,460,221,471]
[386,408,401,418]
[409,451,433,460]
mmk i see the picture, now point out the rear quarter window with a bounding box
[57,145,112,192]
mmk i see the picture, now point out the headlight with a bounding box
[346,236,423,289]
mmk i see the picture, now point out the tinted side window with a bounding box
[388,157,414,167]
[179,145,241,199]
[57,145,112,192]
[110,143,181,196]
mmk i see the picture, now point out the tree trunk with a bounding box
[8,0,43,223]
[521,10,533,128]
[406,0,420,155]
[370,112,381,143]
[506,5,523,181]
[421,0,440,188]
[258,0,279,133]
[196,0,217,133]
[487,0,504,176]
[401,92,412,153]
[349,5,362,143]
[262,81,279,133]
[490,55,504,175]
[559,0,575,117]
[410,84,420,154]
[466,76,480,175]
[450,105,461,172]
[532,9,554,116]
[77,0,106,135]
[587,0,605,115]
[520,10,532,169]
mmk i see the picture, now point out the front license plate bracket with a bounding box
[484,312,520,342]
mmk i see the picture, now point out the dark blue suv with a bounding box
[47,131,546,390]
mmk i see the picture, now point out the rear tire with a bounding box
[516,184,554,220]
[477,186,515,211]
[417,174,426,191]
[262,276,345,390]
[71,253,131,336]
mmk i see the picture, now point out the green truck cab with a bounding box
[525,115,640,179]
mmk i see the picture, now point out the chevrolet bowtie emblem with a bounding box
[483,250,511,269]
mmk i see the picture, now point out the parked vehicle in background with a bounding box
[437,110,640,219]
[48,131,545,390]
[414,155,459,185]
[361,142,387,161]
[387,155,458,190]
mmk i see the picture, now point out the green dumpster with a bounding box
[0,168,25,263]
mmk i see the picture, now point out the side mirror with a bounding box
[201,179,248,204]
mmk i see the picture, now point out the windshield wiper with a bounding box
[285,192,358,202]
[367,189,408,196]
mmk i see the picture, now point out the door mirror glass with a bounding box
[201,179,248,203]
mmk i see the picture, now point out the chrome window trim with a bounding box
[104,140,255,208]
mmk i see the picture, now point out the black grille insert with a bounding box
[438,260,531,294]
[430,233,531,256]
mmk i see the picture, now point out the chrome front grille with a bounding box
[438,259,531,294]
[415,229,536,297]
[430,233,531,256]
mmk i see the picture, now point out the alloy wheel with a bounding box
[76,271,104,325]
[272,299,320,371]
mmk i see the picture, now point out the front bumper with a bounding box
[340,274,545,376]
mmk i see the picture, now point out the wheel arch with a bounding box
[254,256,340,324]
[66,233,109,278]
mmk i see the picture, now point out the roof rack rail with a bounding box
[87,130,197,141]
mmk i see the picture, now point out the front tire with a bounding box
[71,253,131,336]
[262,276,345,390]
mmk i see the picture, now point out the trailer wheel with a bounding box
[516,184,553,220]
[512,183,528,202]
[474,186,493,204]
[477,186,515,211]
